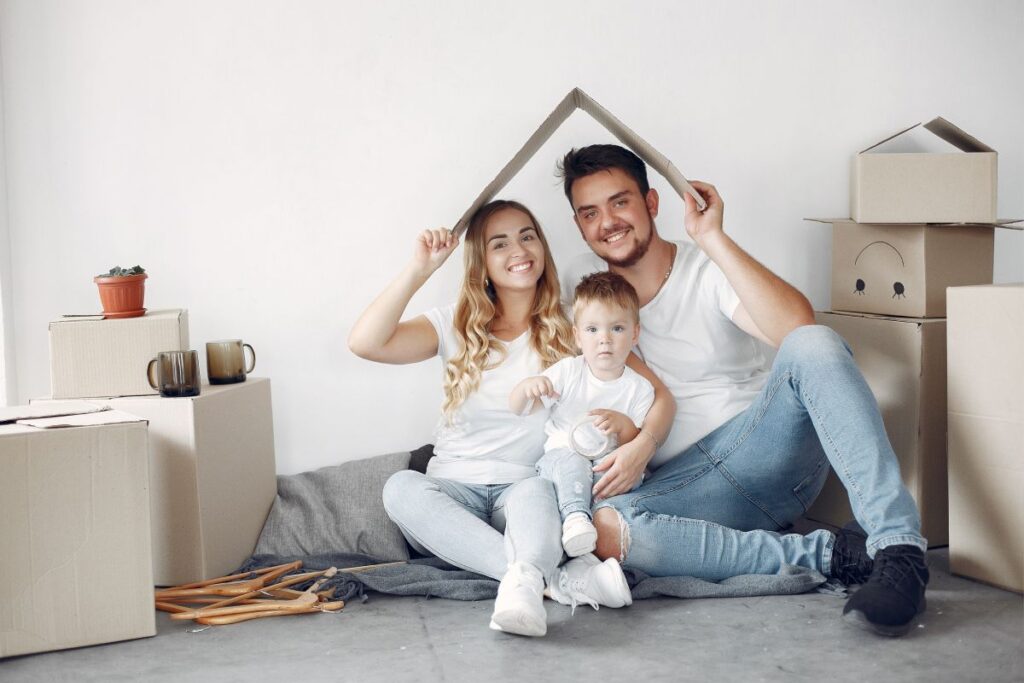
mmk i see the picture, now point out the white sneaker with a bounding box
[561,512,598,557]
[489,562,547,637]
[549,554,632,613]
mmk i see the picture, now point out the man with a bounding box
[557,144,928,637]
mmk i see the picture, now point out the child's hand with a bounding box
[588,409,633,438]
[521,376,559,402]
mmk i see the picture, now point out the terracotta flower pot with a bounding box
[94,273,148,319]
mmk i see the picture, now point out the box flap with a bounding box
[805,217,1022,230]
[0,401,109,424]
[452,87,706,235]
[859,117,995,154]
[922,117,994,153]
[819,309,948,325]
[17,410,147,429]
[50,308,185,327]
[859,121,923,154]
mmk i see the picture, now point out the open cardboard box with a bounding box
[807,219,1022,318]
[452,87,705,235]
[851,117,1000,224]
[0,404,155,658]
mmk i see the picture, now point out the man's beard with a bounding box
[600,217,654,268]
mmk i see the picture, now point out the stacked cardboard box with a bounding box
[805,118,1020,546]
[0,406,155,657]
[44,308,277,587]
[33,379,277,586]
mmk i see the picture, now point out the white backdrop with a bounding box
[1,0,1021,473]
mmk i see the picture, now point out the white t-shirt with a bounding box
[561,241,769,468]
[540,355,654,456]
[422,304,548,484]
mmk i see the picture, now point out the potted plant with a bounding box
[94,265,148,319]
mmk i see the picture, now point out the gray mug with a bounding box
[147,350,201,397]
[206,340,256,384]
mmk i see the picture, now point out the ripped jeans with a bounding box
[595,325,926,580]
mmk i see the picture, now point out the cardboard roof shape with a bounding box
[452,87,706,236]
[859,116,995,154]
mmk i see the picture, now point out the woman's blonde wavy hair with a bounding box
[442,200,574,420]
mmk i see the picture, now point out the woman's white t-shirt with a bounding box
[422,304,548,485]
[561,241,769,468]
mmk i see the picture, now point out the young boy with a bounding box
[510,271,655,557]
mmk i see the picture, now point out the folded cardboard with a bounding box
[851,117,998,223]
[453,87,705,235]
[37,378,278,585]
[807,219,1022,318]
[947,284,1023,593]
[0,412,154,658]
[49,308,190,399]
[807,312,948,546]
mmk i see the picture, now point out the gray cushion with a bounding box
[254,451,411,561]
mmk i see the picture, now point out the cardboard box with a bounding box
[807,219,1022,318]
[851,117,997,223]
[807,312,948,546]
[453,87,705,235]
[49,308,190,399]
[947,284,1023,593]
[0,407,155,658]
[37,378,277,585]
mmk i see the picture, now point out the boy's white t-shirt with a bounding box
[422,304,548,485]
[561,241,769,468]
[540,355,654,454]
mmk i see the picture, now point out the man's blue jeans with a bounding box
[596,325,926,580]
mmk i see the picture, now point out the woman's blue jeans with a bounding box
[382,471,562,581]
[596,325,926,579]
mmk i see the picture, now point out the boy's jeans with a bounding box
[595,325,927,580]
[536,447,641,522]
[382,471,562,581]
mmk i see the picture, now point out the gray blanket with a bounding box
[245,448,830,602]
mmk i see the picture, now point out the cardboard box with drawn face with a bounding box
[809,219,1011,318]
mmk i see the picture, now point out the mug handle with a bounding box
[243,344,256,374]
[147,359,160,390]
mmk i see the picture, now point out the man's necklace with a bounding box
[664,243,677,281]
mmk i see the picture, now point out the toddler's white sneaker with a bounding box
[550,553,632,613]
[489,561,547,637]
[561,512,598,557]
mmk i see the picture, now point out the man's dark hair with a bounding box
[557,144,650,207]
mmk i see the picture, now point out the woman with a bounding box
[348,200,664,636]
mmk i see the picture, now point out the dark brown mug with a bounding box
[206,340,256,384]
[147,350,201,397]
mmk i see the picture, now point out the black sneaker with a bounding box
[843,545,929,637]
[830,521,872,586]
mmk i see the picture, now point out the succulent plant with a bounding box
[98,265,146,277]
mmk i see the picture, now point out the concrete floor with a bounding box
[2,550,1021,683]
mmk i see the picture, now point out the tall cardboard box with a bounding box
[808,219,1007,318]
[807,312,948,546]
[49,309,189,399]
[851,117,997,224]
[0,411,155,658]
[947,284,1023,593]
[38,378,278,585]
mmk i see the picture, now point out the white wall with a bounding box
[1,0,1021,473]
